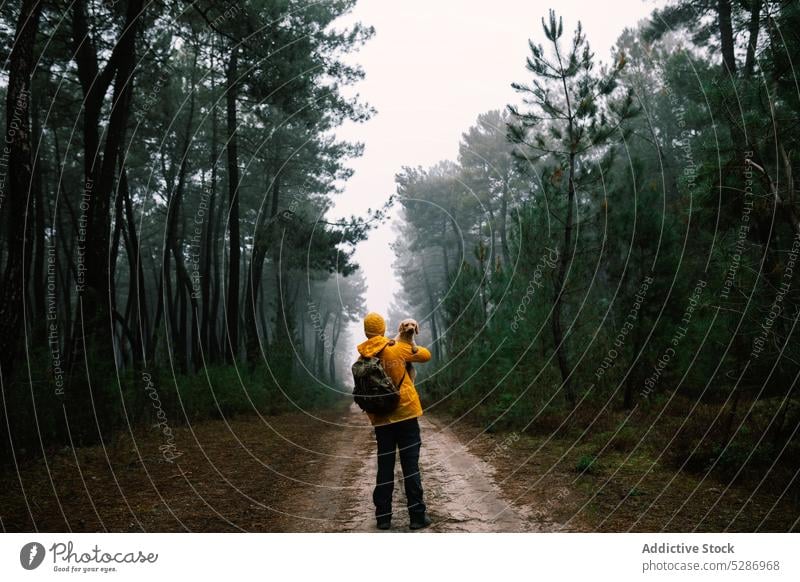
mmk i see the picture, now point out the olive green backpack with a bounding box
[351,347,406,414]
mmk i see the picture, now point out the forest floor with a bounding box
[0,402,795,532]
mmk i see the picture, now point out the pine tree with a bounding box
[508,10,636,409]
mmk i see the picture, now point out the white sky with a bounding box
[329,0,664,329]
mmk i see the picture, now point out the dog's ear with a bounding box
[414,322,420,335]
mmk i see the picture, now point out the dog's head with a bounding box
[398,318,420,336]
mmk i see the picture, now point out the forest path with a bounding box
[301,404,537,532]
[1,403,552,532]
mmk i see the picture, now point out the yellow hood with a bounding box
[357,335,392,358]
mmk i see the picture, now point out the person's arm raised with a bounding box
[407,345,431,363]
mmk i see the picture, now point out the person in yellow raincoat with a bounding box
[357,312,432,530]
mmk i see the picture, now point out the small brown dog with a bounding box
[395,318,420,382]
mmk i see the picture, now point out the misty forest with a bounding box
[1,0,800,532]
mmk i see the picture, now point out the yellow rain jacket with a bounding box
[356,335,431,426]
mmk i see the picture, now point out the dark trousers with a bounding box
[373,417,426,520]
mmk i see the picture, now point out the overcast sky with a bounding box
[329,0,663,334]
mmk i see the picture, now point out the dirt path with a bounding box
[0,404,551,532]
[5,403,793,532]
[300,404,539,532]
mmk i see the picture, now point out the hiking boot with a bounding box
[376,517,391,530]
[409,513,432,530]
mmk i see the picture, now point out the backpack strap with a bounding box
[376,343,408,388]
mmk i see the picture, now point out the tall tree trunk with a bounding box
[200,169,215,357]
[448,206,464,265]
[210,180,224,358]
[440,216,451,278]
[421,261,441,361]
[718,0,737,75]
[176,237,188,373]
[744,0,762,77]
[163,234,175,355]
[148,270,164,364]
[486,204,497,268]
[500,181,511,267]
[167,45,199,372]
[200,60,218,360]
[552,151,576,410]
[51,125,74,349]
[224,47,241,362]
[0,0,42,450]
[31,88,45,321]
[109,157,126,359]
[246,175,280,366]
[271,266,294,387]
[313,313,323,380]
[245,234,268,365]
[173,242,200,372]
[476,234,488,319]
[329,311,342,384]
[71,0,144,387]
[201,42,219,362]
[120,167,146,365]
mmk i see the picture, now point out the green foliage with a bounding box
[2,345,344,457]
[0,0,374,462]
[575,454,600,474]
[176,364,341,419]
[390,2,800,503]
